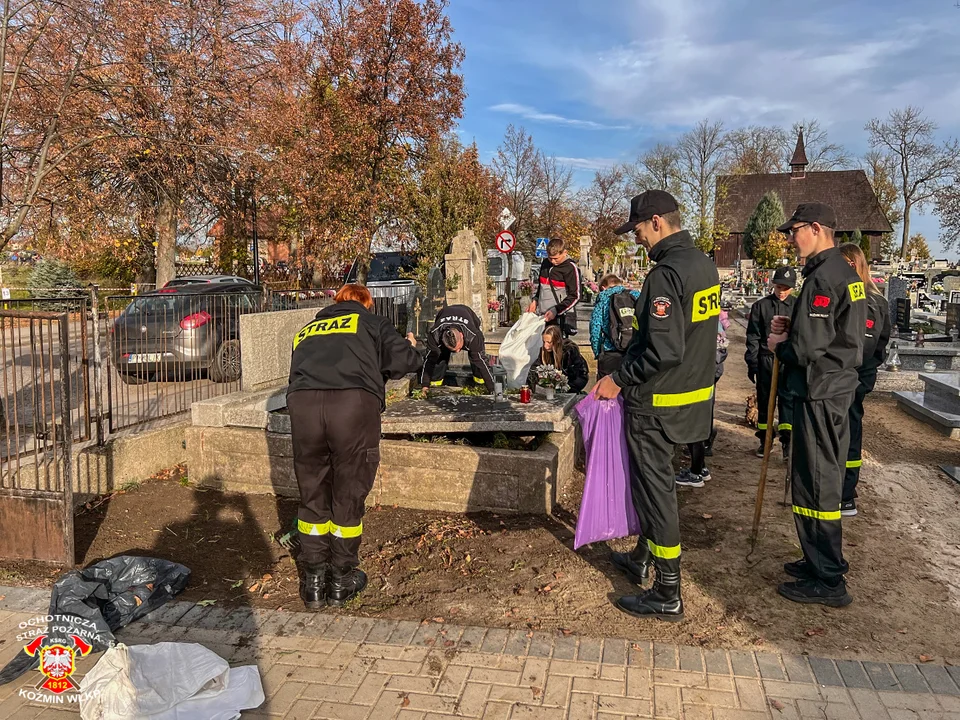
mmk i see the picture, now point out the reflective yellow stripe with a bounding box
[778,423,792,431]
[298,519,330,536]
[647,540,681,559]
[846,459,862,468]
[330,522,362,539]
[473,377,485,385]
[430,380,444,387]
[793,505,841,521]
[652,385,714,408]
[297,519,363,538]
[757,422,768,430]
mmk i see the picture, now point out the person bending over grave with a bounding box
[526,325,589,393]
[421,304,495,395]
[287,284,422,610]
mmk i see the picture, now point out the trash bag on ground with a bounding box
[499,312,546,389]
[80,642,264,720]
[0,556,190,685]
[573,393,641,549]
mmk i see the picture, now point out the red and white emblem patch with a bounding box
[812,295,831,308]
[651,297,672,319]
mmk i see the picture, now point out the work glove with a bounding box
[747,368,756,384]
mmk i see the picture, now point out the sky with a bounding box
[445,0,960,258]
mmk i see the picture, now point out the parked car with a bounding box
[110,282,262,385]
[163,274,255,288]
[344,252,418,299]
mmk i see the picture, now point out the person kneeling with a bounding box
[526,326,588,394]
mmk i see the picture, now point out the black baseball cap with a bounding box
[615,190,680,235]
[772,266,797,289]
[778,202,838,232]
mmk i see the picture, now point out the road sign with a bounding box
[495,230,516,254]
[535,237,549,259]
[1,288,9,300]
[499,208,516,231]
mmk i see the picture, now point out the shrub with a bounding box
[28,260,83,309]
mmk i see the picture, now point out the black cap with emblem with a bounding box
[777,202,838,232]
[772,266,796,289]
[616,190,680,235]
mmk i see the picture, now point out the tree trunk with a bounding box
[900,202,911,260]
[155,195,178,287]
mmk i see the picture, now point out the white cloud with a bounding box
[489,103,631,131]
[552,156,621,171]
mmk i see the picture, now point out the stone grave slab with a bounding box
[380,392,578,434]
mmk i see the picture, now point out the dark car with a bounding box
[163,274,256,288]
[111,282,262,385]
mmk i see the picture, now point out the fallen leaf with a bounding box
[261,574,273,582]
[134,596,143,607]
[263,593,271,599]
[196,599,216,607]
[230,580,243,589]
[248,582,261,593]
[805,628,825,637]
[769,698,785,711]
[898,629,907,634]
[444,640,455,648]
[432,617,445,624]
[919,654,934,663]
[701,513,713,519]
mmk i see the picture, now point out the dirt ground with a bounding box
[2,321,959,666]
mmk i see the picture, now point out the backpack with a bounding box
[608,290,636,352]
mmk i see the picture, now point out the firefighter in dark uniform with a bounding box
[420,304,495,393]
[745,266,797,459]
[768,204,867,607]
[594,190,720,621]
[287,284,422,610]
[838,242,891,517]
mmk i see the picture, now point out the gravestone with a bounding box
[578,236,593,277]
[944,276,960,298]
[444,228,489,331]
[420,266,446,337]
[947,303,960,335]
[888,276,909,321]
[895,297,912,334]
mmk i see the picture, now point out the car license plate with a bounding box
[128,353,163,363]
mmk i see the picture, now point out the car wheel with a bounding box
[118,371,151,385]
[209,339,241,383]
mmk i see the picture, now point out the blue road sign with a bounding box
[535,238,549,259]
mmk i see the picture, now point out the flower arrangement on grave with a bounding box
[531,364,570,392]
[487,299,502,313]
[519,280,534,296]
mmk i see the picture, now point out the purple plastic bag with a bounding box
[573,393,641,549]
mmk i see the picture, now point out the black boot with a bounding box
[299,563,328,611]
[614,569,684,622]
[610,539,652,585]
[328,566,368,607]
[778,578,852,607]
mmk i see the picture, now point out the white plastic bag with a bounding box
[500,312,546,388]
[80,642,264,720]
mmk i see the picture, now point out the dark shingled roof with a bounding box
[716,170,893,234]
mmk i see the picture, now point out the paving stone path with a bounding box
[0,586,957,719]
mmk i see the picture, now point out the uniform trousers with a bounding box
[287,388,381,569]
[625,413,681,577]
[756,354,794,446]
[791,393,853,583]
[842,371,875,503]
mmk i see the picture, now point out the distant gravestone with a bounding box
[947,303,960,334]
[444,228,488,330]
[421,266,446,337]
[895,297,912,333]
[888,276,909,323]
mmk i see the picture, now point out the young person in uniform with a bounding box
[420,304,495,394]
[745,266,797,459]
[528,238,581,337]
[593,190,720,621]
[838,243,891,517]
[288,284,422,609]
[590,274,641,379]
[767,204,866,607]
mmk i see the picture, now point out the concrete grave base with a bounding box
[186,424,574,514]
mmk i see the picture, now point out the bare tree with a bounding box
[535,152,573,237]
[788,119,850,170]
[579,166,626,257]
[492,124,544,252]
[866,106,958,259]
[861,149,904,232]
[676,119,727,252]
[725,125,789,175]
[625,142,682,197]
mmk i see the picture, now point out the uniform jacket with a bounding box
[745,292,796,373]
[527,340,589,393]
[534,258,581,318]
[611,230,721,444]
[590,285,641,358]
[288,300,422,410]
[776,247,867,401]
[861,291,891,376]
[421,304,495,389]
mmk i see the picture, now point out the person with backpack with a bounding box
[526,325,589,393]
[527,238,581,338]
[590,274,641,379]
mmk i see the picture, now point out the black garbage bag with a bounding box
[0,555,190,685]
